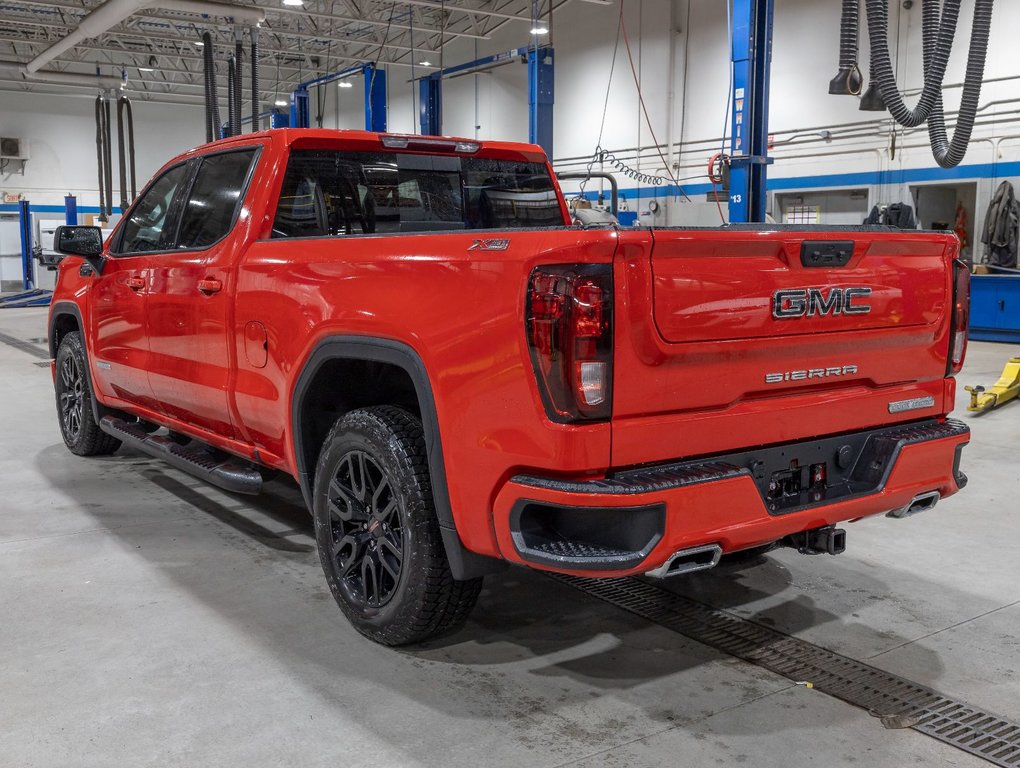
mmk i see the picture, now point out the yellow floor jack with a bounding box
[965,358,1020,413]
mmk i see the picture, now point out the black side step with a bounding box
[100,416,263,495]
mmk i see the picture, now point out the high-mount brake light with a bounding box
[380,135,480,153]
[948,259,970,375]
[527,264,613,422]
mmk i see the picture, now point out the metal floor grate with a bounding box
[0,330,49,360]
[551,574,1020,767]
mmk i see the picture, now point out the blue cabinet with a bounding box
[970,275,1020,342]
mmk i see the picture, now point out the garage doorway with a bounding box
[910,182,977,260]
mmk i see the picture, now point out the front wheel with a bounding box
[54,332,121,457]
[312,406,482,646]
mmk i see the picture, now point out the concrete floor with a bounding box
[1,305,1018,768]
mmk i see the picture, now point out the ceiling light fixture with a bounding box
[338,80,353,88]
[530,25,549,35]
[419,59,432,66]
[195,40,204,46]
[138,67,154,72]
[282,0,303,5]
[275,99,287,106]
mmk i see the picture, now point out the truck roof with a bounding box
[187,128,550,164]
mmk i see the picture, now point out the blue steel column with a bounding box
[64,195,78,226]
[290,87,310,129]
[419,74,442,136]
[528,46,554,158]
[18,200,34,290]
[363,64,387,132]
[729,0,774,223]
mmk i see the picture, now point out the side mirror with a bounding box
[54,225,104,274]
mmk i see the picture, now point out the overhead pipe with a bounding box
[0,60,125,90]
[25,0,265,75]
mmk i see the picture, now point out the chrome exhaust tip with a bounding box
[645,544,723,579]
[888,490,940,519]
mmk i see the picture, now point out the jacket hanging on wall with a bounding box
[864,202,917,229]
[982,181,1019,269]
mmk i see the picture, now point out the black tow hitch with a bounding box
[783,526,846,556]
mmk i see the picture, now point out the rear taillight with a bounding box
[527,264,613,422]
[948,259,970,375]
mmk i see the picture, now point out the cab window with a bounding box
[116,163,188,254]
[176,149,258,250]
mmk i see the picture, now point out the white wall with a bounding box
[3,0,1019,237]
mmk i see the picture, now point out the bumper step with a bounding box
[100,416,263,495]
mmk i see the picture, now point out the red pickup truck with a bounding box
[48,129,971,645]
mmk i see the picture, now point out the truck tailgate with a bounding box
[611,227,959,467]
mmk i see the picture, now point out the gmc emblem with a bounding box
[772,287,872,319]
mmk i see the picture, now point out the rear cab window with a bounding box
[271,149,563,238]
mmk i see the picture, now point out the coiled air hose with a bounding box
[829,0,863,95]
[863,0,995,168]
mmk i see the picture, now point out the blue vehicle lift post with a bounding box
[64,194,78,226]
[728,0,774,224]
[419,45,555,159]
[19,199,33,291]
[289,63,387,132]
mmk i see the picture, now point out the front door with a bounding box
[89,162,190,414]
[146,147,260,439]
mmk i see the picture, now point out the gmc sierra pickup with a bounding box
[48,129,971,645]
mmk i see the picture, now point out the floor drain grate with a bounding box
[0,330,50,360]
[551,574,1020,767]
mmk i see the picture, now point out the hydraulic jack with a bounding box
[965,357,1020,413]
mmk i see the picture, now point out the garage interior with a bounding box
[2,1,1020,766]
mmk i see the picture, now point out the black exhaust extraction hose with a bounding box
[924,0,994,168]
[116,96,128,212]
[94,95,107,223]
[203,31,221,141]
[865,0,962,128]
[865,0,994,167]
[234,35,243,136]
[829,0,863,95]
[123,97,136,200]
[227,56,237,139]
[103,97,113,219]
[250,26,260,131]
[203,32,213,142]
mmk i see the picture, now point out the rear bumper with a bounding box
[492,419,970,577]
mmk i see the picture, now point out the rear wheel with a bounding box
[312,406,482,645]
[54,332,120,457]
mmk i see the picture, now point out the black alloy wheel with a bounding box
[326,449,405,609]
[312,406,482,646]
[58,352,85,443]
[53,332,120,456]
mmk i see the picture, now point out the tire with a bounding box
[312,406,482,646]
[54,332,121,457]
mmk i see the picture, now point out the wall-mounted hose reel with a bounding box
[830,0,996,168]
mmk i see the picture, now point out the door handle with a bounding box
[198,279,223,295]
[126,276,145,290]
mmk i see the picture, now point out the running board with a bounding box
[99,416,263,495]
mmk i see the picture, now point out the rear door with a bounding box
[145,146,260,438]
[89,161,190,413]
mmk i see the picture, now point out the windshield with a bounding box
[272,150,563,237]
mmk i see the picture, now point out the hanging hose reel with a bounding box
[831,0,995,168]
